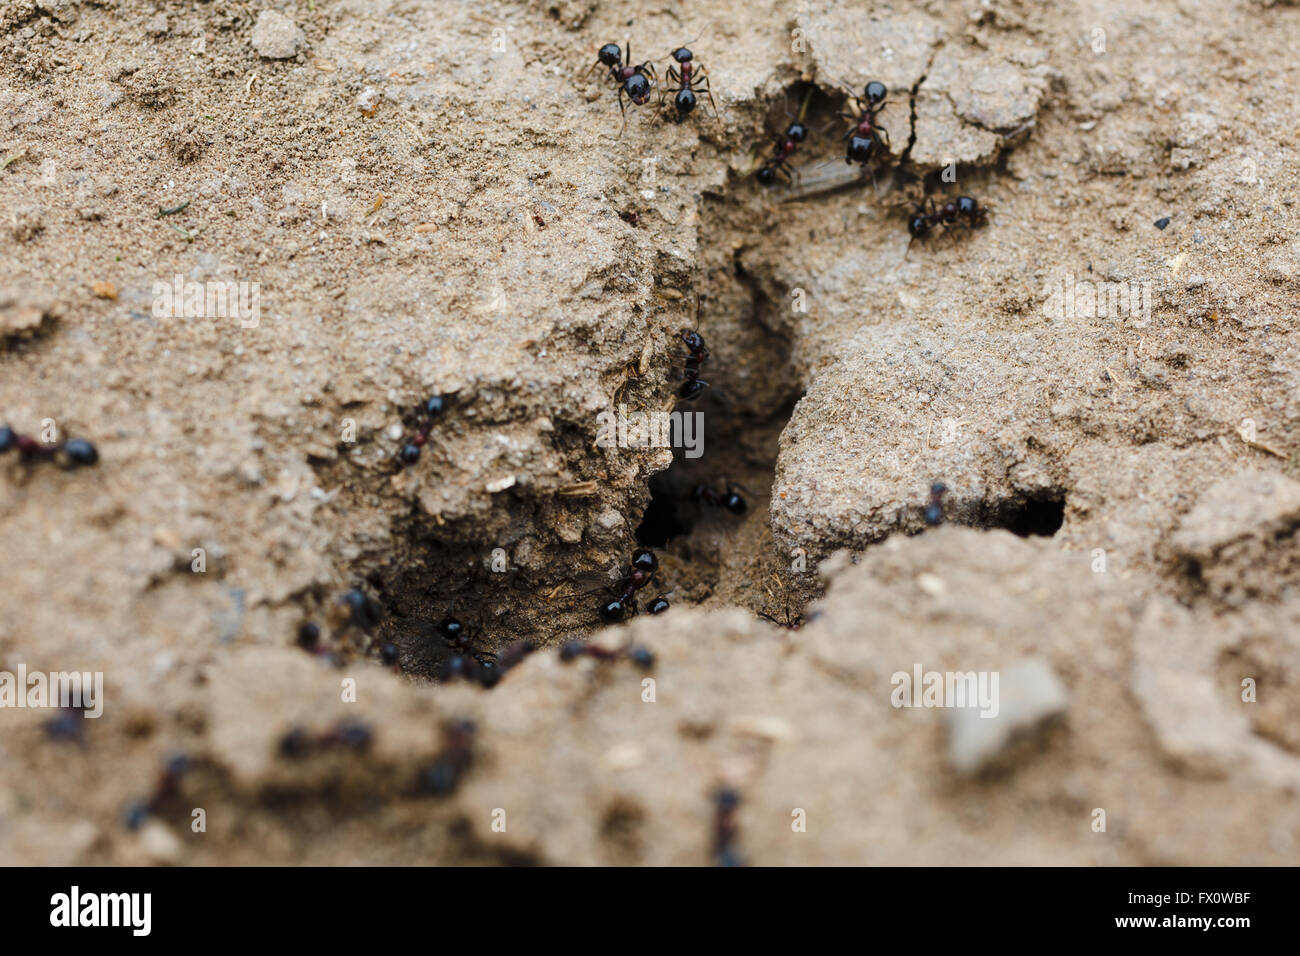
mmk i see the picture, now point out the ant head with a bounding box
[957,195,979,215]
[671,47,693,63]
[680,327,704,350]
[723,490,747,515]
[437,615,464,641]
[714,787,740,811]
[865,81,887,104]
[908,214,931,238]
[847,134,876,164]
[624,73,652,104]
[597,43,622,66]
[786,121,808,143]
[631,548,658,575]
[675,88,697,115]
[647,597,670,615]
[930,482,948,496]
[424,394,446,417]
[756,165,776,186]
[599,598,626,623]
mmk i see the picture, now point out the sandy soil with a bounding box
[1,0,1298,865]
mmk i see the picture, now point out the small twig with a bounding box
[158,200,191,217]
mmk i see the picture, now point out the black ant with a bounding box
[908,196,986,239]
[435,614,535,688]
[599,547,659,623]
[0,425,98,468]
[444,637,535,689]
[399,394,447,466]
[437,614,496,663]
[712,787,744,867]
[678,325,710,400]
[123,753,193,830]
[692,481,747,515]
[924,481,947,525]
[278,719,374,759]
[419,718,476,797]
[842,80,890,166]
[664,45,716,121]
[592,42,657,134]
[756,88,813,186]
[559,639,656,668]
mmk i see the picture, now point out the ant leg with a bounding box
[663,64,680,104]
[694,70,719,117]
[617,87,629,138]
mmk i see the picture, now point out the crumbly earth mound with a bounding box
[0,0,1297,865]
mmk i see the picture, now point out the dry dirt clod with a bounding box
[250,10,306,60]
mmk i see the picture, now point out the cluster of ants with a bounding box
[299,53,979,701]
[755,79,986,238]
[592,38,987,240]
[591,40,716,132]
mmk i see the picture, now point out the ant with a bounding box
[842,80,890,166]
[692,481,747,515]
[908,196,986,240]
[278,719,374,759]
[436,613,536,688]
[664,44,716,121]
[123,753,193,830]
[437,613,497,664]
[712,787,744,866]
[592,42,657,134]
[399,394,447,466]
[924,482,947,526]
[599,547,659,623]
[756,88,813,186]
[678,324,710,400]
[559,639,656,669]
[0,425,98,468]
[420,718,476,797]
[443,637,535,689]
